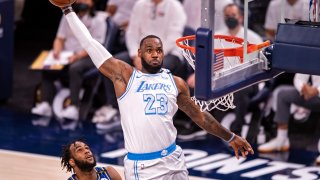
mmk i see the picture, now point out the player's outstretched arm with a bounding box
[174,76,254,159]
[60,6,133,83]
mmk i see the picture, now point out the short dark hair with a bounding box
[139,35,162,47]
[224,3,244,17]
[61,139,88,173]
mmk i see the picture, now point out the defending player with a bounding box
[61,139,122,180]
[51,3,254,179]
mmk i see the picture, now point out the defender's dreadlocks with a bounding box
[61,139,88,172]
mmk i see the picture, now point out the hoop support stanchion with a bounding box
[195,28,213,100]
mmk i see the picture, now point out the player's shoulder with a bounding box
[95,166,113,177]
[173,75,188,91]
[172,75,184,82]
[67,174,77,180]
[95,166,105,173]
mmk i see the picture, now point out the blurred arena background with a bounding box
[1,0,320,179]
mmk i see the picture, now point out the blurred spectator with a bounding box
[186,2,263,88]
[182,0,232,32]
[216,3,263,45]
[187,3,263,93]
[180,3,263,140]
[264,0,309,115]
[216,3,263,137]
[264,0,309,41]
[106,0,136,30]
[258,73,320,156]
[94,0,187,125]
[233,0,271,36]
[31,0,107,121]
[105,0,137,53]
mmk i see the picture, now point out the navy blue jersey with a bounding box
[68,167,112,180]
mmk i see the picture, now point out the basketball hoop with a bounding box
[176,35,270,112]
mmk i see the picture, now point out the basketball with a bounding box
[48,0,76,8]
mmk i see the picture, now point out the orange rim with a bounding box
[176,35,270,58]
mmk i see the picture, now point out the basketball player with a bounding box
[53,4,254,179]
[61,139,122,180]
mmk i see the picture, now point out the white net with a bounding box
[180,37,236,112]
[191,96,235,112]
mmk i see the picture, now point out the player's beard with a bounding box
[74,156,97,172]
[141,57,163,74]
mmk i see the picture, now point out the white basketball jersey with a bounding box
[117,69,178,153]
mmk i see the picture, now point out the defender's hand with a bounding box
[229,135,254,159]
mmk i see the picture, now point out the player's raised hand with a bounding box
[229,135,254,159]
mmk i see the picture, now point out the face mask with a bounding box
[72,3,90,13]
[225,17,239,30]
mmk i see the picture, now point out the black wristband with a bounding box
[62,6,73,15]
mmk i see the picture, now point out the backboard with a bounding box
[193,0,282,101]
[177,0,320,111]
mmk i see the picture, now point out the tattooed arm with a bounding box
[174,76,254,159]
[60,7,133,98]
[99,58,133,98]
